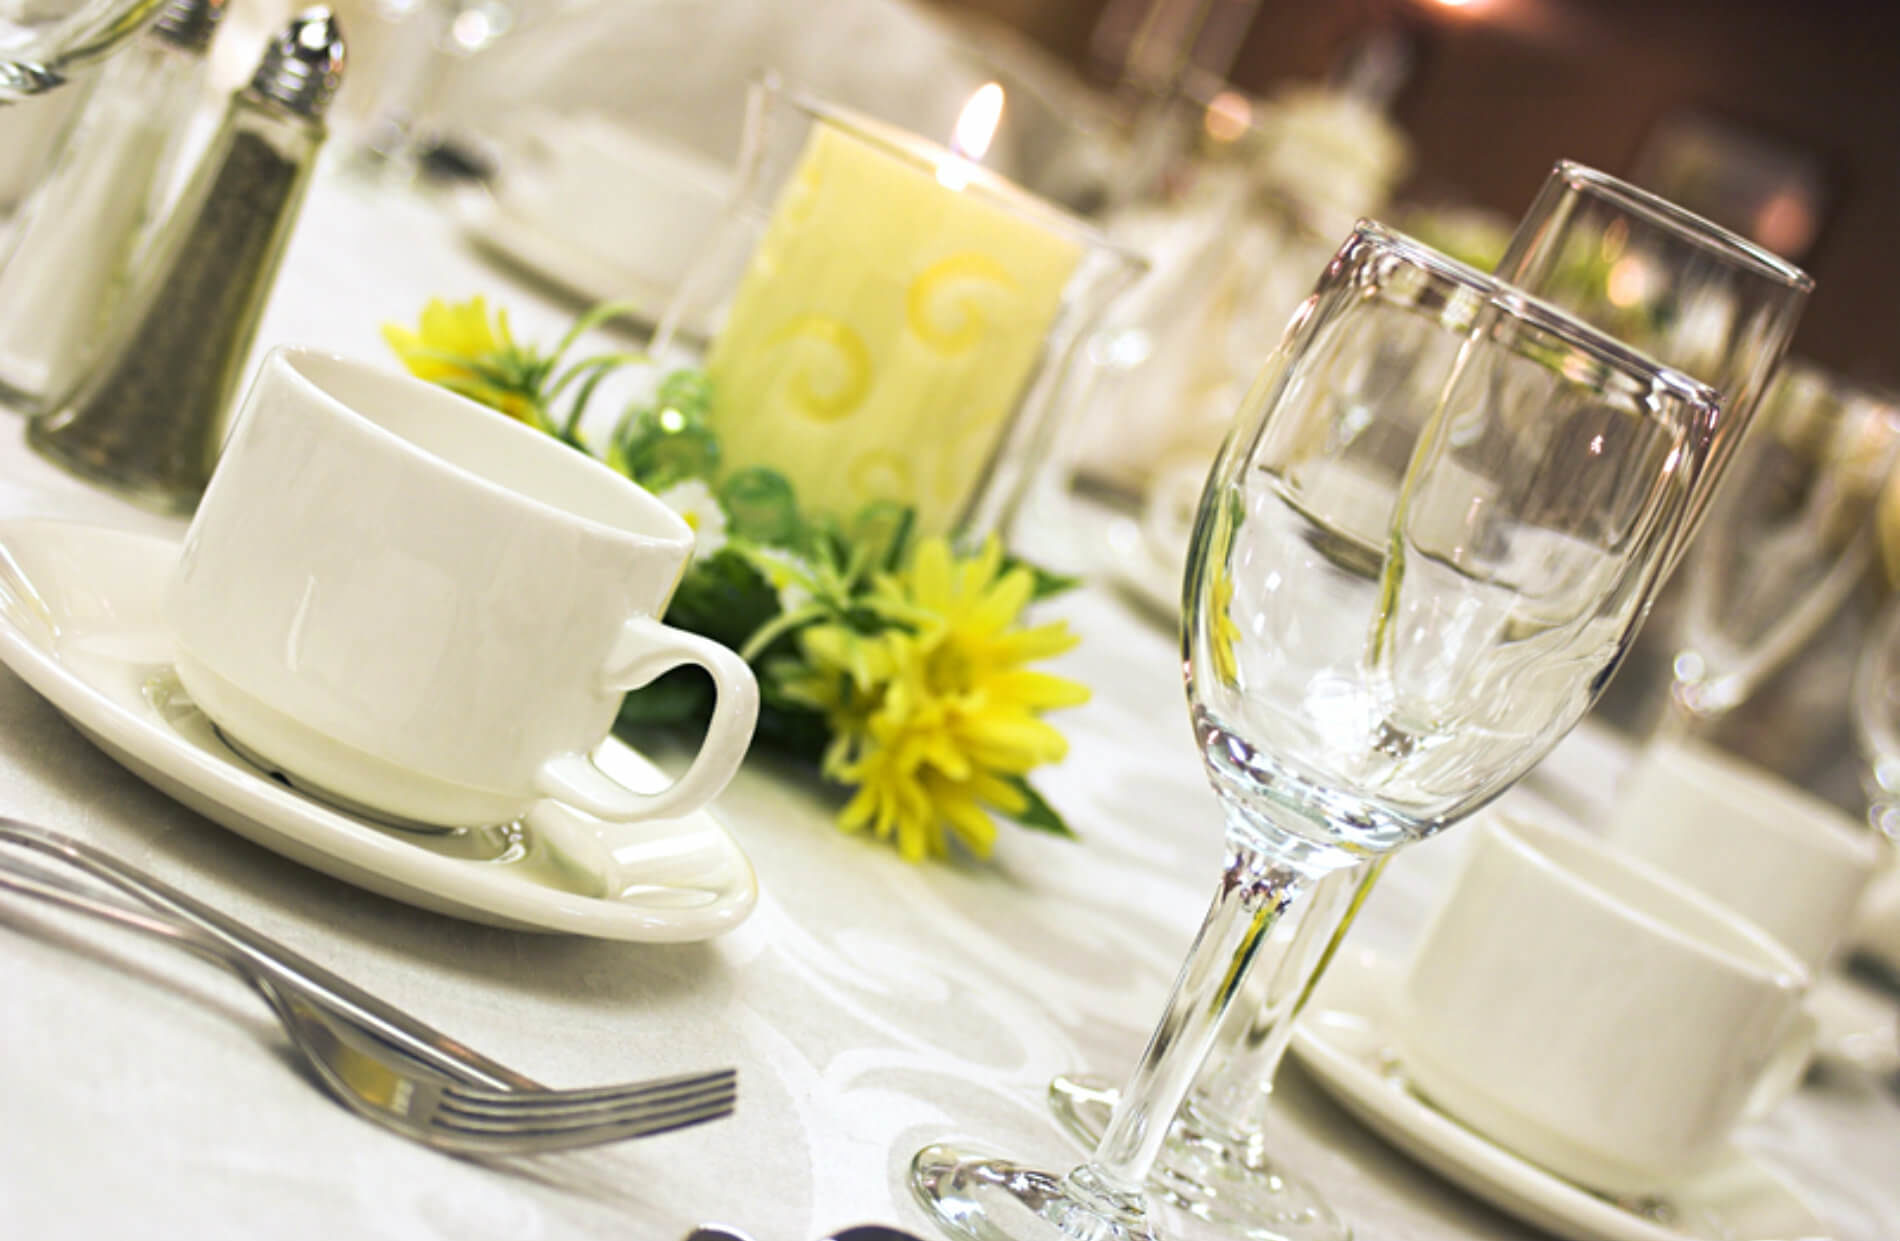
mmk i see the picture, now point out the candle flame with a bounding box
[951,83,1005,161]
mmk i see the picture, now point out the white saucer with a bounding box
[1809,970,1900,1078]
[1289,948,1832,1241]
[0,518,757,941]
[451,188,677,326]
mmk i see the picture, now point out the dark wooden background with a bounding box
[933,0,1900,390]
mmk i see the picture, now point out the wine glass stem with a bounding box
[1184,856,1383,1143]
[1074,819,1342,1203]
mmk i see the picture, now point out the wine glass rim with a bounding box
[1548,160,1815,293]
[1350,219,1723,418]
[752,72,1150,274]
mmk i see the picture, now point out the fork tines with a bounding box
[420,1068,738,1153]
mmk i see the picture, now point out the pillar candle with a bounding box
[703,117,1084,535]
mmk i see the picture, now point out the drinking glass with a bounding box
[1854,592,1900,844]
[1501,160,1812,554]
[910,221,1711,1241]
[1,0,169,98]
[1672,364,1900,718]
[1047,162,1814,1231]
[346,0,518,174]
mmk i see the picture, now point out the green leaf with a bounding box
[655,368,714,420]
[616,403,721,492]
[847,501,915,574]
[752,700,830,764]
[718,467,803,545]
[663,547,783,652]
[1001,776,1079,839]
[616,670,830,766]
[615,667,712,728]
[1026,563,1082,601]
[996,552,1080,601]
[546,298,649,370]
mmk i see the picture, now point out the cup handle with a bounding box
[1741,1006,1818,1122]
[533,617,759,822]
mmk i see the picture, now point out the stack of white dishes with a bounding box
[458,109,734,321]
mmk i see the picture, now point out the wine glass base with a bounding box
[1047,1075,1350,1241]
[911,1143,1160,1241]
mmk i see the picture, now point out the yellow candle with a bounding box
[703,117,1084,535]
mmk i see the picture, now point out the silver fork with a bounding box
[0,819,737,1154]
[252,980,736,1153]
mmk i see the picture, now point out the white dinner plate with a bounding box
[1289,948,1832,1241]
[0,518,757,941]
[451,187,678,326]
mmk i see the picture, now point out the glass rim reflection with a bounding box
[1544,159,1814,293]
[1346,219,1723,418]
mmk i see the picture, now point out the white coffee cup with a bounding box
[1397,811,1812,1197]
[1607,737,1887,972]
[170,347,759,830]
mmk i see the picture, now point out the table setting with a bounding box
[1,2,1899,1240]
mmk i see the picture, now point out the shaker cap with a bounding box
[150,0,228,54]
[245,6,346,119]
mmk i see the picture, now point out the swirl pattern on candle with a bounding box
[849,450,915,502]
[764,313,872,421]
[906,252,1018,354]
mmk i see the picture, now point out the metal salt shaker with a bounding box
[27,7,346,514]
[0,0,228,415]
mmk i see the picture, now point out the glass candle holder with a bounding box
[653,75,1145,539]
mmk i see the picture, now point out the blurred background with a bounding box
[948,0,1899,383]
[940,0,1900,813]
[6,0,1896,812]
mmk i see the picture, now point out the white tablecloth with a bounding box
[1,168,1896,1241]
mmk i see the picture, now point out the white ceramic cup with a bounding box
[1607,737,1887,972]
[1397,811,1813,1197]
[170,347,759,830]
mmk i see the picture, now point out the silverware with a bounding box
[250,978,735,1154]
[0,819,738,1153]
[0,817,540,1089]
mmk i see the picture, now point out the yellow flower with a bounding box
[382,296,551,430]
[787,537,1088,862]
[1207,564,1240,686]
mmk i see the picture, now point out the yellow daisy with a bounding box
[382,296,551,430]
[791,537,1088,861]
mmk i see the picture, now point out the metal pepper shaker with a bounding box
[27,7,346,514]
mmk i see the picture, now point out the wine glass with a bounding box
[1671,362,1900,719]
[346,0,518,175]
[1501,160,1813,555]
[1044,161,1810,1237]
[910,221,1713,1241]
[1,0,171,98]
